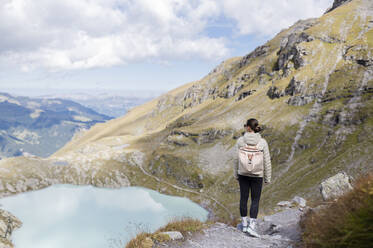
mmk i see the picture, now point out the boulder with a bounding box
[160,231,184,241]
[291,196,307,208]
[320,172,353,200]
[277,201,292,207]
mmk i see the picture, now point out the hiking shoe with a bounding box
[246,226,260,238]
[242,225,248,233]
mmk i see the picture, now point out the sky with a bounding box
[0,0,334,97]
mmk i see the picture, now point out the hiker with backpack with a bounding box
[233,118,272,237]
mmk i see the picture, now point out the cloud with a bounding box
[0,0,333,71]
[0,0,228,70]
[219,0,333,36]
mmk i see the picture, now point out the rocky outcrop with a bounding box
[326,0,353,13]
[266,86,284,99]
[285,77,305,96]
[285,77,317,106]
[236,89,255,101]
[266,77,318,105]
[0,209,22,248]
[320,172,353,201]
[275,32,314,75]
[218,81,244,99]
[343,45,373,67]
[169,128,233,145]
[239,45,269,68]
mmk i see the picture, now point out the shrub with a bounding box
[300,172,373,248]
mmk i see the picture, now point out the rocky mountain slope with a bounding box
[0,92,111,158]
[0,0,372,225]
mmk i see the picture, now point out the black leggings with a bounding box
[238,175,263,218]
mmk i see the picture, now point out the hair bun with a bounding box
[254,126,261,132]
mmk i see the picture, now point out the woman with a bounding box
[233,118,272,237]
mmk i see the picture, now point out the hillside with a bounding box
[0,0,372,224]
[0,92,112,158]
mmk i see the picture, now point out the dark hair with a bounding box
[244,118,262,133]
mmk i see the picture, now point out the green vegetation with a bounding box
[300,172,373,248]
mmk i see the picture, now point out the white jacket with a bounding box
[233,131,272,183]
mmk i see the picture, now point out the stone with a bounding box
[285,77,305,96]
[277,201,292,207]
[239,45,269,68]
[218,81,244,98]
[287,95,316,106]
[267,86,284,99]
[160,231,184,241]
[320,172,353,201]
[275,32,313,74]
[291,196,307,208]
[236,90,255,101]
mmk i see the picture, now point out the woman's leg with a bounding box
[249,177,263,218]
[238,175,250,217]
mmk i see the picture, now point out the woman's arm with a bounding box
[263,139,272,183]
[233,142,239,179]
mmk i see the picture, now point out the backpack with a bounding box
[238,144,264,175]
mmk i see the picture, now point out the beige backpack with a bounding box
[238,144,264,175]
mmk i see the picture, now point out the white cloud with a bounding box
[0,0,228,70]
[0,0,333,71]
[219,0,333,36]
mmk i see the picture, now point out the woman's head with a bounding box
[244,118,262,133]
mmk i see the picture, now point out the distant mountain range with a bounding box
[0,92,112,158]
[37,92,156,117]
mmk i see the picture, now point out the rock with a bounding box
[260,209,303,241]
[325,0,352,13]
[285,77,305,96]
[267,86,284,99]
[284,77,318,106]
[291,196,307,208]
[195,128,234,144]
[320,172,353,201]
[239,45,269,68]
[287,94,316,106]
[236,90,255,101]
[277,201,292,207]
[275,32,313,75]
[218,81,244,98]
[0,209,22,247]
[161,231,184,241]
[257,64,268,76]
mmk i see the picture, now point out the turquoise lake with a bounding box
[0,184,208,248]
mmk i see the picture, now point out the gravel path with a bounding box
[160,208,303,248]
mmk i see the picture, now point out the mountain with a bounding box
[37,91,162,117]
[0,0,372,223]
[0,92,112,158]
